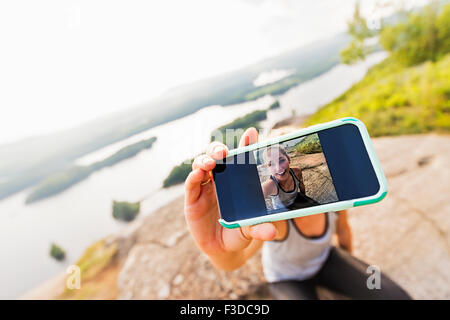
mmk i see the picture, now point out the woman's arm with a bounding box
[213,181,280,270]
[208,238,264,271]
[261,179,276,198]
[335,210,353,253]
[211,222,285,270]
[184,128,277,272]
[292,167,306,194]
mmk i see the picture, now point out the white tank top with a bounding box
[262,212,337,282]
[269,168,299,210]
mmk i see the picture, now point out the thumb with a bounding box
[244,223,277,241]
[221,222,277,252]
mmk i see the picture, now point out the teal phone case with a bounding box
[216,117,388,229]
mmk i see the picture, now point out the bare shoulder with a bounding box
[291,167,303,179]
[262,179,277,196]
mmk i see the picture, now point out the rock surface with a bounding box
[116,196,269,299]
[291,152,338,204]
[348,134,450,299]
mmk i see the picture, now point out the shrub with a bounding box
[50,243,66,261]
[269,100,281,110]
[112,200,140,222]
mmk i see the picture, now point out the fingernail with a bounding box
[202,157,214,165]
[213,145,224,155]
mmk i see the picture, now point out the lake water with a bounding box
[0,51,387,299]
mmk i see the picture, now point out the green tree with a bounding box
[340,2,374,64]
[379,1,450,66]
[437,3,450,58]
[340,39,367,65]
[347,2,373,40]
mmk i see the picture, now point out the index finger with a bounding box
[239,127,258,148]
[206,141,228,160]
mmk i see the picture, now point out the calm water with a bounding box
[0,51,387,299]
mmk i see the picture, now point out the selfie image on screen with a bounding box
[253,133,338,213]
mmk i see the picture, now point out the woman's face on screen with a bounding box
[266,150,290,181]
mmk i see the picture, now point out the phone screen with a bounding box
[213,124,380,223]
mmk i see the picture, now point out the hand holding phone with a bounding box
[213,118,387,229]
[184,128,277,270]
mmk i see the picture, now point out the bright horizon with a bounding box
[0,0,427,145]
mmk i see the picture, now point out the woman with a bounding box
[184,128,411,299]
[261,144,319,212]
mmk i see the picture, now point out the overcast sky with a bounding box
[0,0,427,145]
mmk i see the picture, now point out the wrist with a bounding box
[208,250,246,271]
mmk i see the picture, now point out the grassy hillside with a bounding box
[294,134,323,154]
[305,54,450,136]
[306,3,450,136]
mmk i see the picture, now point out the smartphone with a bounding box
[212,117,387,229]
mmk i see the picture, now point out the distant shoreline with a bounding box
[0,34,348,202]
[272,115,309,129]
